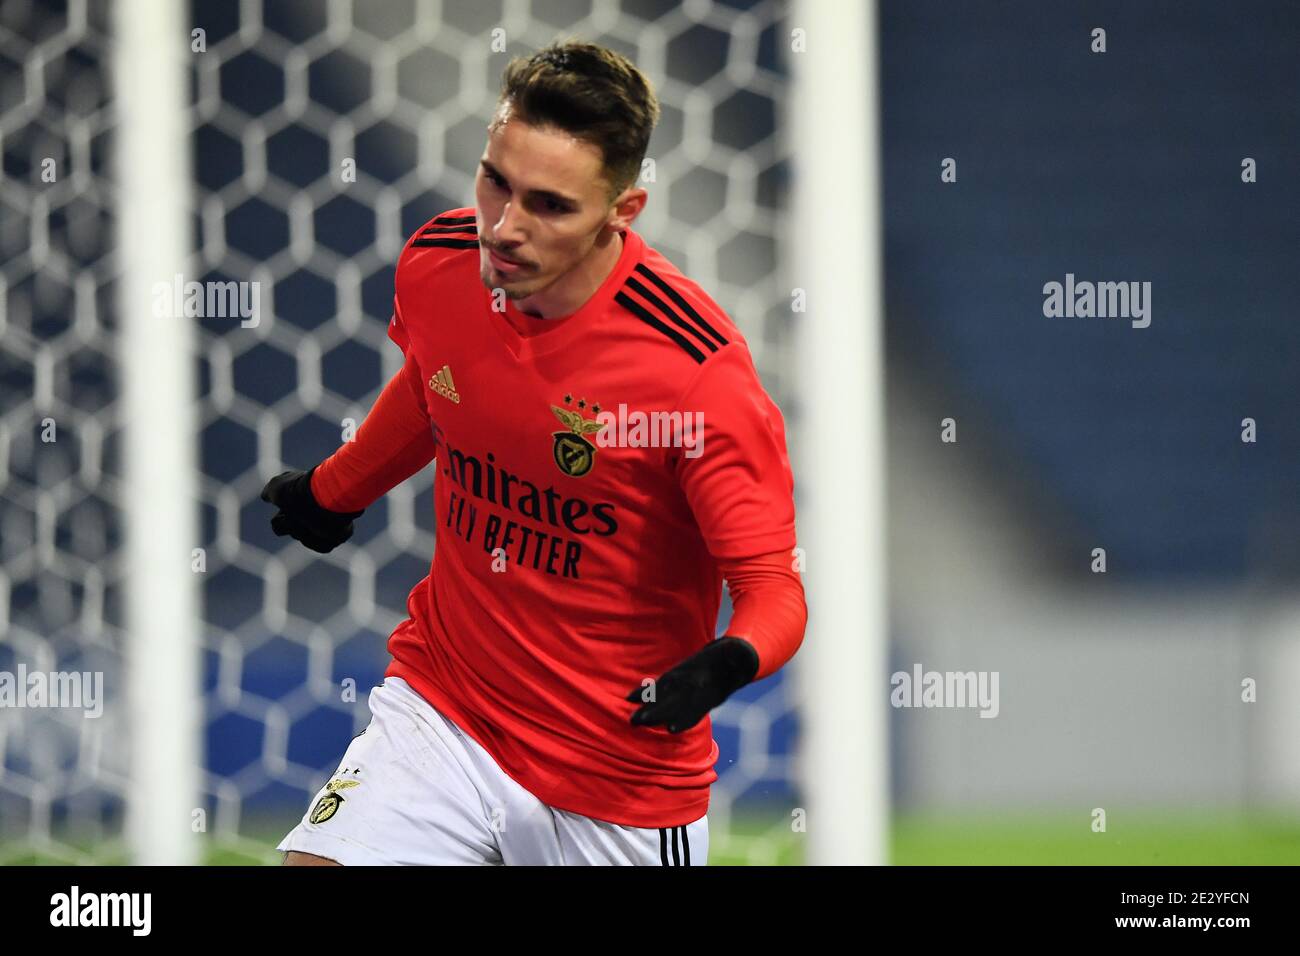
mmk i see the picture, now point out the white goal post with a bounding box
[114,0,201,866]
[790,0,888,866]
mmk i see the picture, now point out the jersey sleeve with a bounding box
[718,550,807,681]
[673,344,798,561]
[309,289,434,512]
[309,350,437,512]
[388,292,411,355]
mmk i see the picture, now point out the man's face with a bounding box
[475,112,620,300]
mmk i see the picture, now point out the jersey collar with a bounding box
[484,227,645,361]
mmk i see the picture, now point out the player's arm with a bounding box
[261,306,437,553]
[627,345,805,732]
[716,551,806,682]
[627,550,806,733]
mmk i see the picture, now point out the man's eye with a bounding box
[486,171,505,188]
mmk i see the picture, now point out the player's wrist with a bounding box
[299,465,365,521]
[261,465,365,553]
[709,635,760,694]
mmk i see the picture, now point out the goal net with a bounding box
[0,0,803,865]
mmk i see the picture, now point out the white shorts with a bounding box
[277,677,708,866]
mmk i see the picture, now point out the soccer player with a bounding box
[266,40,805,866]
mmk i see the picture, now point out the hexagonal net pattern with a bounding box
[1,0,800,865]
[0,0,126,864]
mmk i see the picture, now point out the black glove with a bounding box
[260,467,365,554]
[626,636,760,734]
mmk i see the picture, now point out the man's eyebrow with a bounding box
[480,160,580,207]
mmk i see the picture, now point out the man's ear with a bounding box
[606,186,648,233]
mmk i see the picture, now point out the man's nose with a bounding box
[493,201,526,245]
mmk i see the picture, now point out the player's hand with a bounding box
[625,636,760,733]
[260,467,365,554]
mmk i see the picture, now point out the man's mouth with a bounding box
[487,246,529,275]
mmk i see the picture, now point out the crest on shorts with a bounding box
[309,777,360,824]
[309,792,343,824]
[551,395,604,478]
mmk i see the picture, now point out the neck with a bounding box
[516,230,624,319]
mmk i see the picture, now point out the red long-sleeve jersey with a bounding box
[311,208,804,827]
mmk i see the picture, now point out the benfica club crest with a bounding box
[550,396,603,477]
[309,776,360,824]
[309,793,342,824]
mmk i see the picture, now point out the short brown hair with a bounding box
[492,40,660,200]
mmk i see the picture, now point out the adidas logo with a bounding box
[428,365,461,404]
